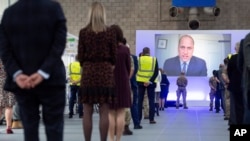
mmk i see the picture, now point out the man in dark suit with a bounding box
[227,41,244,126]
[238,34,250,124]
[163,35,207,76]
[0,1,67,141]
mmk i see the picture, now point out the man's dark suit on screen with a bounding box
[0,0,67,141]
[163,56,207,76]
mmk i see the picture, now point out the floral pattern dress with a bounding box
[77,26,117,104]
[0,60,15,108]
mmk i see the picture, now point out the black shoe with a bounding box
[176,106,179,109]
[149,120,156,124]
[123,126,133,135]
[69,114,73,118]
[215,110,219,113]
[79,115,83,118]
[209,108,213,111]
[144,116,149,119]
[134,125,143,129]
[224,117,229,120]
[183,106,188,109]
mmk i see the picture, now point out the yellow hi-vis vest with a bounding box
[136,56,157,83]
[69,61,81,86]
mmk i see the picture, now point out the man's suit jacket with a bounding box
[227,54,242,93]
[163,56,207,76]
[0,0,67,92]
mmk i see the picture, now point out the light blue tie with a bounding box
[182,62,187,73]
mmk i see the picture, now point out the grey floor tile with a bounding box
[0,106,229,141]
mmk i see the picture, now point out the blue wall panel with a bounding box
[172,0,216,7]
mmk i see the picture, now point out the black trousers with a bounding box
[15,85,66,141]
[138,82,156,123]
[215,90,223,112]
[69,85,83,116]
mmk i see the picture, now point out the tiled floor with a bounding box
[0,106,229,141]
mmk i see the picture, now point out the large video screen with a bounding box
[155,33,231,77]
[136,30,250,106]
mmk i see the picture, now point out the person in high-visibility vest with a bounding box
[136,47,159,125]
[68,55,83,118]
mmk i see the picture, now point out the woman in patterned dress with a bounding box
[77,2,117,141]
[0,59,15,134]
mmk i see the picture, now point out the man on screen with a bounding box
[163,35,207,76]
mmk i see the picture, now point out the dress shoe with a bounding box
[6,128,14,134]
[12,120,23,129]
[149,120,156,124]
[134,125,143,129]
[69,114,73,118]
[123,125,133,135]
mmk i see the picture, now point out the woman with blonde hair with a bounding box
[77,2,117,141]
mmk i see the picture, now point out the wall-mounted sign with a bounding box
[172,0,216,7]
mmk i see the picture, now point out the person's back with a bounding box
[227,53,244,125]
[239,33,250,124]
[209,73,217,111]
[159,71,170,110]
[78,27,116,92]
[68,59,83,118]
[0,0,67,141]
[130,54,138,89]
[77,2,117,141]
[177,74,187,88]
[176,73,188,109]
[0,0,67,89]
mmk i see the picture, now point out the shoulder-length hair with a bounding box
[110,24,123,43]
[86,2,107,32]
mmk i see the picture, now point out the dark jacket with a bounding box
[0,0,67,92]
[163,56,207,76]
[130,54,138,88]
[227,54,242,93]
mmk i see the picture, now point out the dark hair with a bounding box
[139,52,143,57]
[212,70,218,77]
[110,24,123,43]
[121,37,127,45]
[224,57,229,65]
[142,47,150,55]
[180,72,185,75]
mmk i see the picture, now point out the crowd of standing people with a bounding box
[1,1,250,141]
[208,38,250,130]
